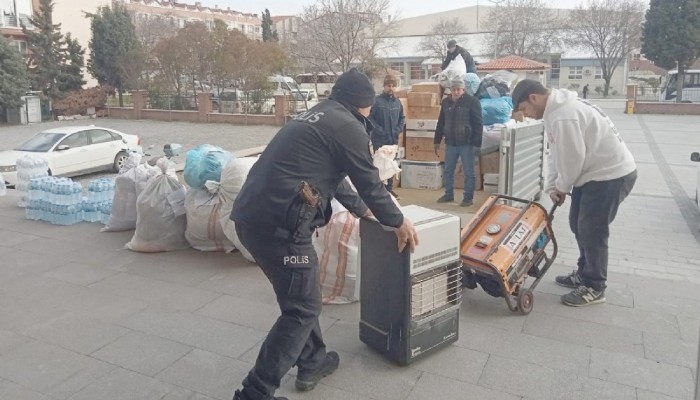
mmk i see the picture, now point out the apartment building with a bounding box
[0,0,39,54]
[117,0,262,41]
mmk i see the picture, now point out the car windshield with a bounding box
[15,132,67,152]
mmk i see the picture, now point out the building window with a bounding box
[568,66,583,80]
[550,61,560,79]
[409,63,423,80]
[387,62,405,77]
[594,67,603,80]
[13,40,27,54]
[633,53,641,60]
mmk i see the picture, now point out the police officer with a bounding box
[230,68,419,400]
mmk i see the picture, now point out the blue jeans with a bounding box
[443,144,476,201]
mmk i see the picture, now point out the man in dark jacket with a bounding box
[442,39,477,74]
[369,74,405,199]
[230,68,419,400]
[434,78,483,207]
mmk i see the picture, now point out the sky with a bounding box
[196,0,586,18]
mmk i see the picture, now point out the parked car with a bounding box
[0,126,140,187]
[692,152,700,208]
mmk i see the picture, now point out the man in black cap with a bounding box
[370,73,405,199]
[511,79,637,307]
[442,39,476,74]
[230,67,419,400]
[434,78,483,207]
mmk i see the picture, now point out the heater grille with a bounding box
[411,262,462,319]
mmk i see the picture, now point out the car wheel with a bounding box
[113,151,128,172]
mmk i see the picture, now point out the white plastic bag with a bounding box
[102,154,160,232]
[373,145,401,182]
[185,181,235,252]
[218,157,259,262]
[314,201,361,304]
[125,158,189,252]
[439,54,467,88]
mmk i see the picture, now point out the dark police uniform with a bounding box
[231,97,403,400]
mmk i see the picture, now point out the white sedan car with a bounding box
[0,125,140,187]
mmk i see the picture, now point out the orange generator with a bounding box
[459,195,558,314]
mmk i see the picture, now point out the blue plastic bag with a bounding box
[481,97,513,125]
[465,73,481,96]
[184,145,233,188]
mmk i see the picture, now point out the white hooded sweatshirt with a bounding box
[543,89,636,194]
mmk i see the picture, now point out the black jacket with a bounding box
[369,92,405,149]
[434,94,483,148]
[231,99,403,243]
[441,45,475,71]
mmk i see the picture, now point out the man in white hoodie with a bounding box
[511,79,637,307]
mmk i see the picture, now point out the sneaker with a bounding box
[437,194,454,203]
[561,286,606,307]
[555,270,582,288]
[389,190,401,200]
[460,199,473,207]
[295,351,340,391]
[232,390,288,400]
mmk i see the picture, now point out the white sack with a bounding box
[185,182,235,252]
[218,157,259,262]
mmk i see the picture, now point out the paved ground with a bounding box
[0,103,699,400]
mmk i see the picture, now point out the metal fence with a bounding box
[146,93,197,111]
[214,90,276,115]
[634,84,664,102]
[106,94,134,108]
[635,84,700,103]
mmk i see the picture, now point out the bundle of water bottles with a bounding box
[25,177,84,225]
[25,177,116,226]
[15,156,49,207]
[84,178,115,224]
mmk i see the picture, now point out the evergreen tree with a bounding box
[56,34,86,93]
[23,0,64,97]
[0,36,30,109]
[641,0,700,102]
[88,3,141,106]
[261,9,277,42]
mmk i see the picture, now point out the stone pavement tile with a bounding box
[633,290,700,320]
[21,314,130,355]
[634,270,686,282]
[0,379,53,400]
[0,294,72,332]
[321,301,360,322]
[90,272,221,312]
[91,331,193,377]
[42,261,119,286]
[194,294,338,333]
[478,355,637,400]
[118,307,264,359]
[643,332,698,370]
[68,367,206,400]
[118,253,227,287]
[3,248,75,274]
[677,316,700,343]
[406,372,519,400]
[0,228,40,246]
[195,273,278,305]
[0,340,115,399]
[589,348,694,399]
[0,329,31,356]
[63,245,143,272]
[149,249,243,272]
[409,344,489,384]
[312,349,421,400]
[303,319,377,361]
[459,290,527,332]
[522,312,645,358]
[531,292,682,338]
[636,389,687,400]
[156,348,251,400]
[276,381,374,400]
[535,280,635,308]
[12,236,86,257]
[0,263,29,286]
[455,321,591,375]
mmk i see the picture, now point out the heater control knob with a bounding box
[486,224,501,234]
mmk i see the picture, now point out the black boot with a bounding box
[295,351,340,391]
[233,389,289,400]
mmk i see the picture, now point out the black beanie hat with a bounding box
[331,68,376,108]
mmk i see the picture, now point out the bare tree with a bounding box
[292,0,397,78]
[483,0,563,59]
[133,13,179,54]
[417,18,468,61]
[566,0,645,97]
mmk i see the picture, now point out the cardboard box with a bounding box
[407,105,441,120]
[408,92,436,107]
[480,151,500,175]
[399,98,408,114]
[395,89,408,98]
[406,119,439,131]
[411,82,441,97]
[400,160,444,190]
[405,130,444,162]
[454,157,483,191]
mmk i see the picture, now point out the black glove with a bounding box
[434,144,440,155]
